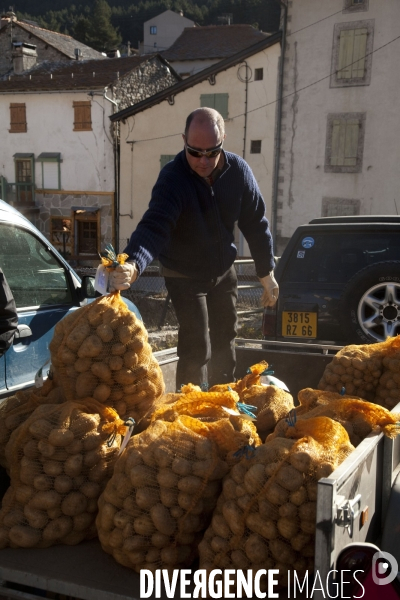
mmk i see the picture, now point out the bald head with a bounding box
[185,107,225,140]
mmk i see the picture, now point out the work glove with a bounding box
[108,261,138,292]
[259,272,279,308]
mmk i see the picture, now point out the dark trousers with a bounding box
[164,265,238,390]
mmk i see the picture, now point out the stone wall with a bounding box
[34,191,113,265]
[114,56,179,111]
[0,25,69,76]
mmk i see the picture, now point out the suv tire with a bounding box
[341,261,400,344]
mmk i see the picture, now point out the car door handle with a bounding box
[14,324,33,340]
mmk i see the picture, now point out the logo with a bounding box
[372,550,399,586]
[301,237,315,249]
[297,250,305,258]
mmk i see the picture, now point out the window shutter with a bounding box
[337,30,354,79]
[214,93,229,119]
[200,94,215,110]
[343,120,360,166]
[352,28,368,78]
[160,155,176,170]
[73,101,92,131]
[330,119,344,166]
[10,103,27,132]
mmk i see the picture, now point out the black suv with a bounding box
[263,216,400,345]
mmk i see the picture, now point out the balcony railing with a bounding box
[0,179,35,206]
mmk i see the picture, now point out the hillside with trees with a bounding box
[12,0,280,53]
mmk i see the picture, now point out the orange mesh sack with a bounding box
[318,338,400,401]
[0,399,125,549]
[268,392,400,447]
[49,293,165,420]
[0,378,65,470]
[96,391,261,573]
[374,337,400,409]
[241,385,294,441]
[199,416,355,590]
[209,361,269,399]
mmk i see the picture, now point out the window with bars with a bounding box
[200,94,229,119]
[324,113,366,173]
[322,197,360,217]
[51,217,71,257]
[78,220,98,254]
[254,68,264,81]
[73,101,92,131]
[250,140,262,154]
[331,20,374,87]
[9,103,27,133]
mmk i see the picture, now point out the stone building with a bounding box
[0,13,106,76]
[0,54,180,264]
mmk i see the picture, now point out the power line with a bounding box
[288,8,345,38]
[128,31,400,144]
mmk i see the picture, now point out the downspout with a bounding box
[238,61,251,256]
[271,0,287,251]
[103,87,120,250]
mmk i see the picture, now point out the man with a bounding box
[110,107,278,388]
[0,268,18,358]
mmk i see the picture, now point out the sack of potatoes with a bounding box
[0,399,125,549]
[0,377,65,470]
[96,391,262,574]
[49,293,165,421]
[198,416,354,591]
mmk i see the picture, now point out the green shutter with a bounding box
[337,30,354,79]
[331,119,344,166]
[343,120,360,166]
[160,155,176,170]
[199,93,229,119]
[352,28,368,78]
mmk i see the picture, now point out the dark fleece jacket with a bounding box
[124,149,275,280]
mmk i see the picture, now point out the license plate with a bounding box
[282,311,317,338]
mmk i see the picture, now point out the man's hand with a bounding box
[259,272,279,308]
[108,262,138,292]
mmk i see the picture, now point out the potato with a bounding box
[290,451,313,474]
[98,502,117,531]
[91,362,112,382]
[73,512,94,532]
[111,342,126,356]
[222,500,243,536]
[58,347,76,365]
[28,418,50,440]
[9,525,41,548]
[177,475,203,495]
[37,439,56,458]
[222,478,236,500]
[84,447,105,468]
[42,460,63,477]
[93,384,111,403]
[269,538,296,565]
[291,532,311,552]
[48,428,74,448]
[88,459,108,483]
[66,322,91,351]
[15,485,34,505]
[151,532,170,549]
[53,475,73,495]
[23,440,39,459]
[61,492,87,517]
[136,487,159,510]
[178,513,201,534]
[77,335,103,358]
[80,481,101,499]
[33,474,53,492]
[43,516,73,541]
[195,438,213,460]
[306,481,318,502]
[24,505,48,529]
[172,457,192,477]
[246,513,278,540]
[134,515,155,536]
[66,439,83,455]
[244,464,266,495]
[245,533,269,563]
[124,351,139,369]
[156,468,178,489]
[96,324,114,343]
[300,520,315,535]
[211,535,229,554]
[114,510,132,530]
[299,501,317,522]
[64,454,83,478]
[279,502,297,519]
[265,481,289,506]
[30,490,62,511]
[150,503,176,536]
[211,514,230,539]
[275,464,304,492]
[193,458,228,481]
[290,486,308,506]
[74,357,92,373]
[160,545,191,566]
[76,372,98,398]
[277,517,299,539]
[230,462,247,484]
[83,432,102,451]
[3,509,25,528]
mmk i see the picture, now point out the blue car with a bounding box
[0,200,140,399]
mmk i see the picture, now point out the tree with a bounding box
[85,0,122,52]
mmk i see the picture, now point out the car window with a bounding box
[282,232,400,283]
[0,223,72,308]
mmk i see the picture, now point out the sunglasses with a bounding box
[185,141,223,159]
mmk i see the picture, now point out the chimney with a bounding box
[127,41,131,56]
[74,48,82,60]
[12,42,37,74]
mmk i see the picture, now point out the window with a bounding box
[322,197,360,217]
[9,103,27,133]
[37,153,62,190]
[51,217,71,258]
[330,20,374,87]
[73,101,92,131]
[200,94,229,119]
[250,140,262,154]
[150,25,157,34]
[160,155,176,170]
[325,113,366,173]
[254,68,263,81]
[14,153,34,203]
[0,223,71,308]
[343,0,369,13]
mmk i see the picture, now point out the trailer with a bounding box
[0,341,398,600]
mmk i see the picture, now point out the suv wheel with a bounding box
[341,261,400,343]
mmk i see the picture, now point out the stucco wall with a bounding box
[118,43,281,257]
[276,0,400,253]
[143,11,194,54]
[0,92,114,193]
